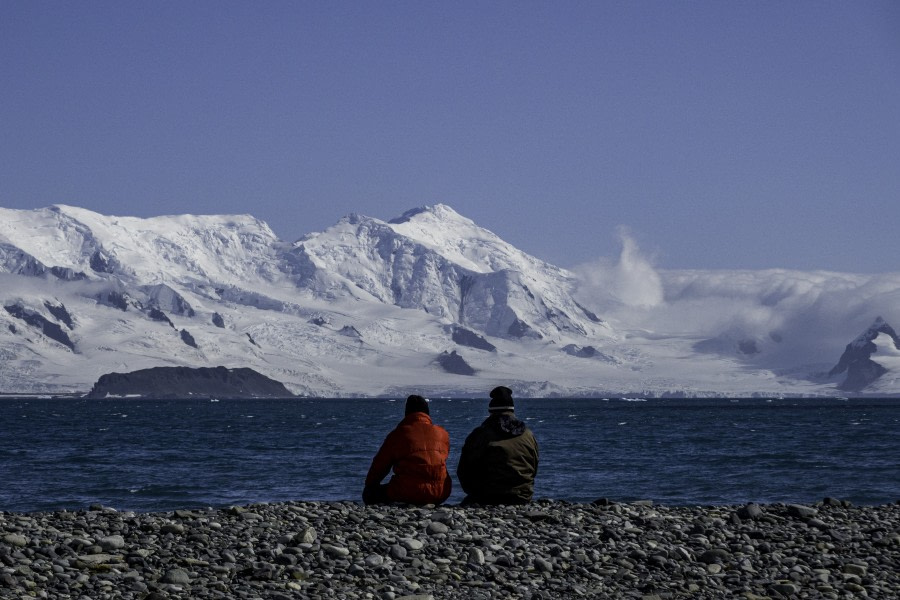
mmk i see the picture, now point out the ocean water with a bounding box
[0,397,897,513]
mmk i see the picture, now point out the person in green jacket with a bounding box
[457,386,539,505]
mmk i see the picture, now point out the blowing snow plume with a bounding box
[574,227,663,310]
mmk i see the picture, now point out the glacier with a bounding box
[0,203,898,397]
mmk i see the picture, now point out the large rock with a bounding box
[85,366,294,399]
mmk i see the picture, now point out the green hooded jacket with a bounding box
[457,412,539,504]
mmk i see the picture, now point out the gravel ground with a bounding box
[1,499,898,599]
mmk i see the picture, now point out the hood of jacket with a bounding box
[486,413,527,436]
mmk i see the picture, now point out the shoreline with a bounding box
[1,500,897,599]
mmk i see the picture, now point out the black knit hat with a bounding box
[488,386,514,412]
[405,394,430,415]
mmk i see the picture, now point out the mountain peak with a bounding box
[388,204,467,225]
[851,316,899,350]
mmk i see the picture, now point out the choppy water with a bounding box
[0,397,897,513]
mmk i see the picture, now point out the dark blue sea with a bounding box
[0,397,897,513]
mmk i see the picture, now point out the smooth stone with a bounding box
[402,538,424,551]
[771,581,799,595]
[322,544,350,558]
[534,557,553,572]
[364,554,384,568]
[426,522,449,535]
[296,527,316,544]
[787,504,818,519]
[467,548,485,566]
[161,568,192,585]
[99,535,125,551]
[737,503,763,520]
[2,535,27,547]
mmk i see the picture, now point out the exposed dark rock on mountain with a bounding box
[212,312,225,328]
[89,249,115,273]
[829,317,900,392]
[146,284,195,317]
[0,243,45,276]
[388,207,428,224]
[508,318,541,339]
[339,325,362,339]
[48,266,88,281]
[246,333,259,346]
[180,329,198,348]
[563,344,598,358]
[44,301,74,329]
[575,301,602,323]
[96,290,134,311]
[85,366,294,399]
[436,350,476,376]
[451,326,496,352]
[0,243,87,280]
[4,304,75,350]
[148,308,174,327]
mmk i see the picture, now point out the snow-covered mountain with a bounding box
[1,203,898,397]
[828,317,900,392]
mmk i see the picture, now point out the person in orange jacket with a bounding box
[363,395,452,505]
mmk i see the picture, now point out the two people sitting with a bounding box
[363,386,539,506]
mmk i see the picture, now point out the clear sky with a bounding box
[2,1,899,273]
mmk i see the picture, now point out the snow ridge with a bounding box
[0,204,897,397]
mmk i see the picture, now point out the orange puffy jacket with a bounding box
[365,412,452,505]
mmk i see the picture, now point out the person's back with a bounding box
[364,396,451,505]
[457,386,538,505]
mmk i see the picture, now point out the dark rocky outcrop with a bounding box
[180,329,198,348]
[451,326,496,352]
[89,249,115,273]
[563,344,598,358]
[148,308,174,327]
[339,325,362,339]
[436,350,476,376]
[575,301,603,323]
[0,243,87,280]
[212,312,226,328]
[48,266,88,281]
[43,301,74,329]
[3,304,75,350]
[96,290,135,311]
[85,366,294,399]
[508,318,542,339]
[145,284,195,317]
[829,317,900,392]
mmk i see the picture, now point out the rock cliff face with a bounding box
[85,366,294,399]
[829,317,900,392]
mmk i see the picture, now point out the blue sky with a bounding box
[2,1,899,273]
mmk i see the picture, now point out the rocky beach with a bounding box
[1,499,898,599]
